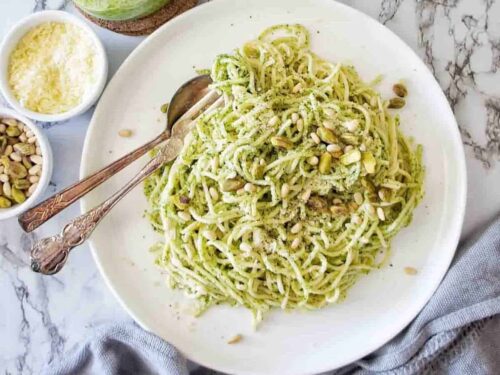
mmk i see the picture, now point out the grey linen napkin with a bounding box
[45,215,500,375]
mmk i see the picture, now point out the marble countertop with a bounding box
[1,0,499,373]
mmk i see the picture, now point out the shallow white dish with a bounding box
[0,11,108,122]
[0,107,52,220]
[80,0,467,374]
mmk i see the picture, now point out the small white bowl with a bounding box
[0,11,108,122]
[0,107,53,220]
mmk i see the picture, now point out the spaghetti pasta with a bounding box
[144,24,424,325]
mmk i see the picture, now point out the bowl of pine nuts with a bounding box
[0,107,52,220]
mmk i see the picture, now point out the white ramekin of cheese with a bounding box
[0,11,108,122]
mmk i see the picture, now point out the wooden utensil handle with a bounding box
[18,131,170,233]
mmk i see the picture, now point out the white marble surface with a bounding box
[0,0,499,373]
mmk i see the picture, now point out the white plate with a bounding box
[80,0,466,374]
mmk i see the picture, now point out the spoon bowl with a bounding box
[167,74,212,127]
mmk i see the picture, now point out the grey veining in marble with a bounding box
[1,0,499,374]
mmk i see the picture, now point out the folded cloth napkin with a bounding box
[46,323,189,375]
[45,215,500,375]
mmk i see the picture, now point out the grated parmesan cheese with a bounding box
[8,22,98,114]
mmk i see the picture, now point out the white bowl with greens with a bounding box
[0,108,52,220]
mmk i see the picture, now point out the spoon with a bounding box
[29,85,223,275]
[18,74,215,233]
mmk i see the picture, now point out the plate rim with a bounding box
[80,0,467,373]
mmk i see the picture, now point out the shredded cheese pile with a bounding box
[8,22,97,114]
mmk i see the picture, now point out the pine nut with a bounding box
[377,207,386,221]
[30,155,43,165]
[281,183,290,198]
[209,187,219,201]
[291,222,302,234]
[326,144,341,153]
[351,214,362,225]
[323,120,335,130]
[211,156,219,171]
[378,188,389,201]
[9,152,22,162]
[244,183,256,193]
[343,120,359,132]
[308,156,319,166]
[29,165,41,175]
[296,119,304,131]
[291,237,301,249]
[3,181,11,196]
[404,266,418,275]
[227,334,243,344]
[27,136,37,144]
[310,132,320,144]
[300,188,312,202]
[118,129,133,137]
[291,113,299,124]
[28,183,38,195]
[268,116,279,126]
[354,192,363,205]
[364,203,376,217]
[178,211,191,221]
[292,83,302,93]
